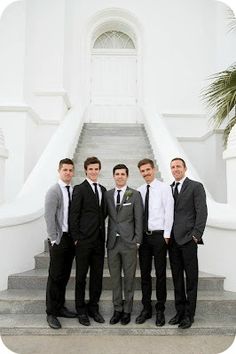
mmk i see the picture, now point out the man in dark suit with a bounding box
[168,157,208,329]
[70,156,107,326]
[106,164,143,325]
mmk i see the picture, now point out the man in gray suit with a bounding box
[106,164,143,325]
[45,158,76,329]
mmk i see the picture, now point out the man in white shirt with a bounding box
[45,158,76,329]
[135,158,174,327]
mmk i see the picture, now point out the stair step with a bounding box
[0,289,235,316]
[0,313,235,336]
[7,269,225,291]
[35,252,172,270]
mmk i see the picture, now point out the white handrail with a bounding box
[142,105,236,230]
[0,106,84,227]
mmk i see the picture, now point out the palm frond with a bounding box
[202,64,236,128]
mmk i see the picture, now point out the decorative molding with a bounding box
[178,129,224,142]
[162,113,207,119]
[0,105,59,126]
[34,90,72,110]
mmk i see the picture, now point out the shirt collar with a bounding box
[86,177,99,186]
[58,179,71,188]
[175,176,186,187]
[115,185,127,193]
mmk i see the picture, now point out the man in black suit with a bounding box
[70,156,106,326]
[168,157,207,329]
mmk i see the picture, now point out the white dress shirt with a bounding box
[114,185,127,206]
[173,176,187,193]
[58,179,73,233]
[86,178,102,205]
[138,178,174,238]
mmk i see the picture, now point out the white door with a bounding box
[91,54,137,105]
[89,31,139,123]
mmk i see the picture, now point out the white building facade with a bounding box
[0,0,236,291]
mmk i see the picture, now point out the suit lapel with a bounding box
[176,177,189,206]
[84,179,97,203]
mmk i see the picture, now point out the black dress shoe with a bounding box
[47,315,61,329]
[120,312,131,325]
[88,310,105,323]
[155,311,165,327]
[178,316,193,329]
[57,307,77,318]
[78,313,91,326]
[135,310,152,324]
[168,313,184,325]
[110,311,122,325]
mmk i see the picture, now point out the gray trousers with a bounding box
[108,237,137,313]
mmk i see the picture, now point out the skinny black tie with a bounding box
[173,182,180,203]
[144,184,150,232]
[116,190,122,212]
[93,183,100,205]
[65,185,71,233]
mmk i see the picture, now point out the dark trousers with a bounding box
[168,238,198,319]
[75,236,104,315]
[139,231,167,312]
[46,233,75,316]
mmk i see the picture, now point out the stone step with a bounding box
[35,252,171,270]
[76,140,151,150]
[7,269,225,291]
[0,289,235,316]
[0,313,235,336]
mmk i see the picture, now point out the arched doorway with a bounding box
[89,29,140,123]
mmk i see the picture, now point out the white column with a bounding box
[0,129,9,204]
[223,125,236,207]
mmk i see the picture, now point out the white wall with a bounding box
[0,1,25,103]
[24,0,66,119]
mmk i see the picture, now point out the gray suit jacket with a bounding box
[172,177,208,245]
[44,183,64,245]
[106,187,143,250]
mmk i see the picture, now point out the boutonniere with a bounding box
[124,190,133,201]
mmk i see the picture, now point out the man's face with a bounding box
[170,159,187,181]
[139,163,156,184]
[85,163,100,182]
[113,169,128,188]
[58,164,74,184]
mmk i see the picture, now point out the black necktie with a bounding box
[173,182,180,203]
[116,190,121,212]
[65,185,71,233]
[93,183,100,205]
[144,184,150,232]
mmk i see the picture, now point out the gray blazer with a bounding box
[106,187,143,250]
[44,183,64,245]
[172,177,208,245]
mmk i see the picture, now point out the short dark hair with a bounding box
[58,158,74,170]
[84,156,101,170]
[171,157,186,168]
[113,164,129,176]
[137,158,154,169]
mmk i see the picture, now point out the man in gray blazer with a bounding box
[45,158,76,329]
[106,164,143,325]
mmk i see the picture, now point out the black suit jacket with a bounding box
[70,180,107,244]
[172,177,208,246]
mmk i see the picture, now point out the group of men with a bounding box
[45,156,207,330]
